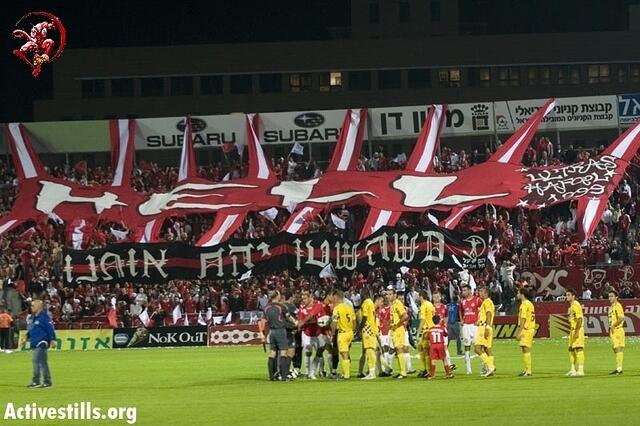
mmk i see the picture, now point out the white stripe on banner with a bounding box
[581,198,601,245]
[178,117,190,182]
[202,214,239,246]
[286,207,315,234]
[112,119,129,187]
[8,123,37,178]
[0,220,17,236]
[141,219,157,243]
[248,114,270,179]
[444,205,475,229]
[497,121,534,164]
[371,209,392,234]
[72,220,86,250]
[611,124,640,158]
[415,105,443,173]
[336,110,360,171]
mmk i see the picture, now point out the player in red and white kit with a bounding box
[433,291,455,371]
[427,315,453,379]
[298,290,325,379]
[377,301,393,376]
[460,284,481,374]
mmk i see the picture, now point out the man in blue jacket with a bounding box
[23,300,57,388]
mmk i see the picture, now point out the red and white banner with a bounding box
[207,324,262,346]
[4,100,640,248]
[178,115,196,182]
[109,119,136,188]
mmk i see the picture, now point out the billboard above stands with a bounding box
[22,120,110,153]
[369,102,494,139]
[494,95,618,133]
[135,113,245,150]
[259,108,348,144]
[618,93,640,127]
[6,94,629,153]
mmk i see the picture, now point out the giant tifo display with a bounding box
[3,98,640,286]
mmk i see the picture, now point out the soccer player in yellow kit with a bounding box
[566,289,585,377]
[416,290,435,378]
[387,288,409,379]
[515,286,535,377]
[359,289,383,380]
[331,290,356,380]
[474,286,495,377]
[608,289,625,375]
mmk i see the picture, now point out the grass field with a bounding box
[1,338,639,425]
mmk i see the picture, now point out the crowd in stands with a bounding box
[0,136,639,345]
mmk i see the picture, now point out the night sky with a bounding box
[0,0,634,122]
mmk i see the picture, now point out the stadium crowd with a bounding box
[0,137,640,352]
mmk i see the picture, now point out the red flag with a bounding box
[107,307,118,328]
[222,143,237,153]
[19,226,37,240]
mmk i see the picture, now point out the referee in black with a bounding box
[261,291,295,381]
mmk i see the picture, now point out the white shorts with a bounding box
[379,333,391,348]
[317,333,330,348]
[301,333,319,350]
[462,324,477,346]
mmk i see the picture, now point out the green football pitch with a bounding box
[1,338,639,425]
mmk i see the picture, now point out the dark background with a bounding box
[0,0,634,122]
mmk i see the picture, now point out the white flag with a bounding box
[138,309,150,327]
[197,312,207,325]
[259,208,278,221]
[319,263,337,279]
[451,254,464,269]
[239,269,253,282]
[183,313,190,326]
[331,213,346,230]
[172,304,182,324]
[47,212,64,225]
[399,266,410,275]
[213,315,224,325]
[469,273,477,292]
[206,307,213,321]
[393,152,407,163]
[247,219,256,238]
[290,142,304,156]
[427,213,439,225]
[222,172,231,181]
[224,311,232,324]
[286,202,298,214]
[487,249,497,267]
[110,228,129,241]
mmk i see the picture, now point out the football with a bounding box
[317,315,331,327]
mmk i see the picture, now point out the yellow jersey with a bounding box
[391,299,406,328]
[568,300,583,331]
[608,301,624,332]
[360,298,378,335]
[478,298,495,326]
[419,300,435,331]
[332,302,356,333]
[518,299,536,330]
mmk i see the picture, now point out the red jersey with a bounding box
[377,306,391,335]
[460,296,480,324]
[321,303,333,334]
[427,325,448,347]
[298,301,324,336]
[434,304,447,325]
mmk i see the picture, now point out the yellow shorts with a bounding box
[417,332,430,352]
[362,332,377,350]
[569,329,585,349]
[474,326,493,349]
[610,329,625,349]
[519,329,534,348]
[337,330,353,353]
[391,327,406,349]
